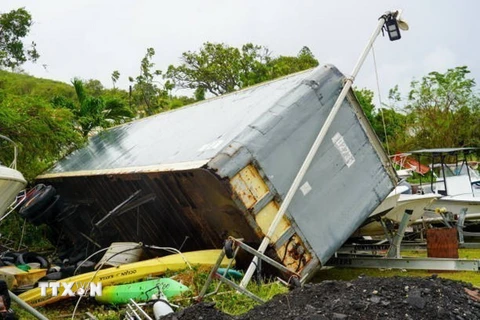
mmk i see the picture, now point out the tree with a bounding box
[84,79,104,97]
[71,78,133,136]
[268,46,319,79]
[354,88,377,128]
[0,95,83,180]
[130,48,173,116]
[0,8,39,70]
[405,66,480,148]
[166,42,319,96]
[111,70,120,89]
[354,87,410,154]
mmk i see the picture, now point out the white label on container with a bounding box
[300,181,312,196]
[332,132,355,168]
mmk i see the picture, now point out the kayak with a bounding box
[19,249,229,307]
[95,277,189,305]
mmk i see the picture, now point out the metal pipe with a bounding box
[239,12,393,289]
[418,154,423,192]
[465,152,475,197]
[386,209,413,258]
[441,155,448,195]
[9,291,49,320]
[430,153,434,193]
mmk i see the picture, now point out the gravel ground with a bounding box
[161,275,480,320]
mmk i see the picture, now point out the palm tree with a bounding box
[71,78,133,137]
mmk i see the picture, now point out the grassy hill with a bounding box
[0,70,75,102]
[0,70,84,181]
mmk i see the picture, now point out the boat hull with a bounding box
[427,196,480,216]
[355,193,440,236]
[0,166,27,218]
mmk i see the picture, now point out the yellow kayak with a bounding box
[19,249,228,307]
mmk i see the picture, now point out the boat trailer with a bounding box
[329,208,480,271]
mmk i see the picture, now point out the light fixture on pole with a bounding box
[385,15,401,41]
[382,10,409,41]
[238,9,409,290]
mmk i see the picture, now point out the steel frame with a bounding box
[197,237,298,304]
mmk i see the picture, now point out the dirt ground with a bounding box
[162,275,480,319]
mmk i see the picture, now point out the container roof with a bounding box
[44,68,323,176]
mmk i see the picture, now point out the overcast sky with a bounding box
[3,0,478,107]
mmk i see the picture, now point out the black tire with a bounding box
[16,184,44,212]
[16,252,49,269]
[36,271,65,284]
[75,260,95,274]
[19,185,56,219]
[1,252,19,265]
[29,195,63,226]
[224,239,235,259]
[60,265,75,277]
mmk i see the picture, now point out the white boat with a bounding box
[354,184,440,236]
[0,135,27,218]
[410,148,480,216]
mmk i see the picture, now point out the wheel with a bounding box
[36,271,64,284]
[224,239,235,259]
[75,260,95,274]
[1,252,19,265]
[16,184,44,211]
[16,252,49,269]
[29,195,63,226]
[19,185,56,219]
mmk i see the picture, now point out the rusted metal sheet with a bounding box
[37,65,397,280]
[230,165,269,210]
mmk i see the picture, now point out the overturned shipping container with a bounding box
[37,65,397,280]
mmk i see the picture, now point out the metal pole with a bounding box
[387,209,413,258]
[464,153,475,197]
[239,13,391,289]
[457,208,468,244]
[9,291,49,320]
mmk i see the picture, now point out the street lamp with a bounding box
[238,10,410,289]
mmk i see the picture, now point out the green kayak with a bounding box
[95,278,189,305]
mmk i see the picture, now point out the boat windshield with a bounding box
[432,164,455,180]
[444,163,480,180]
